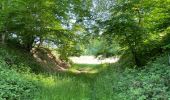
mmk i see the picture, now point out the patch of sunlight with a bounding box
[68,63,109,74]
[69,56,119,64]
[69,68,98,74]
[24,73,56,87]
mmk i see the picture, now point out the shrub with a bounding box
[0,49,38,100]
[113,54,170,100]
[0,64,38,100]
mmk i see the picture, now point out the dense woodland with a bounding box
[0,0,170,100]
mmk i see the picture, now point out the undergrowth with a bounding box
[94,54,170,100]
[0,45,170,100]
[0,59,37,100]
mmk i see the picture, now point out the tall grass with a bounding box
[35,76,91,100]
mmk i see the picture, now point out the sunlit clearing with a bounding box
[69,56,119,64]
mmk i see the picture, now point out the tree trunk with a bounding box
[124,33,140,66]
[168,53,170,65]
[1,34,5,44]
[37,37,43,48]
[23,35,35,51]
[131,48,140,66]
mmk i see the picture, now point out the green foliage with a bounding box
[0,44,170,100]
[90,54,170,100]
[0,0,170,99]
[0,45,93,100]
[0,58,37,100]
[113,54,170,100]
[92,0,170,66]
[0,0,92,60]
[0,45,42,72]
[83,37,121,57]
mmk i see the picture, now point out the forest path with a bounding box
[67,55,119,74]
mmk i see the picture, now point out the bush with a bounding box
[113,54,170,100]
[0,62,37,100]
[0,47,39,100]
[0,45,42,73]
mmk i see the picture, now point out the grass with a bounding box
[0,45,110,100]
[34,64,112,100]
[36,76,91,100]
[35,54,170,100]
[1,45,169,100]
[68,64,109,74]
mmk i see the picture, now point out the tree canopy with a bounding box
[0,0,170,66]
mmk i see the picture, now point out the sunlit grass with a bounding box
[28,64,112,100]
[28,73,92,100]
[36,77,91,100]
[68,64,109,74]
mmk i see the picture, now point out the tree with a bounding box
[0,0,93,61]
[99,0,147,66]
